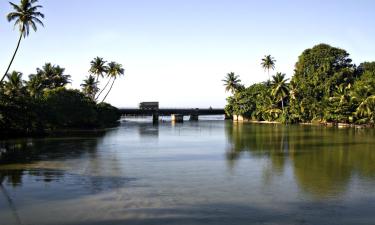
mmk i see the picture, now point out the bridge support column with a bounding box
[171,114,184,123]
[152,113,159,124]
[189,114,199,121]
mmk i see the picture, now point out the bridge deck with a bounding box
[119,108,225,116]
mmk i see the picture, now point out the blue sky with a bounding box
[1,0,375,108]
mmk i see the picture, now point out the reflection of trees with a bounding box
[225,123,375,198]
[0,131,106,186]
[226,123,289,173]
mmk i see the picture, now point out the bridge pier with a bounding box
[189,114,199,121]
[171,114,184,123]
[152,113,159,124]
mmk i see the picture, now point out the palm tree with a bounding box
[222,72,242,94]
[271,72,289,112]
[356,95,375,122]
[101,62,124,103]
[26,73,43,98]
[3,71,24,97]
[261,55,276,81]
[89,57,108,82]
[81,75,99,100]
[34,63,71,89]
[2,0,44,83]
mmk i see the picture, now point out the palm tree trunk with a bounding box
[1,31,23,83]
[101,77,116,103]
[95,77,112,100]
[281,99,284,112]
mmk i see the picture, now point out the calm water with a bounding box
[1,120,375,225]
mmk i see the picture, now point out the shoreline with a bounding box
[232,119,373,129]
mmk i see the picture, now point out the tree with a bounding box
[270,72,289,112]
[101,62,125,103]
[355,95,375,124]
[26,63,71,97]
[261,55,276,81]
[290,44,355,122]
[43,87,98,128]
[81,75,99,100]
[3,71,25,97]
[222,72,242,94]
[2,0,44,83]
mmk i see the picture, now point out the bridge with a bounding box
[119,108,226,122]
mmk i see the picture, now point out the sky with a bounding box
[1,0,375,108]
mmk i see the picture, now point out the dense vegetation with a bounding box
[0,62,122,137]
[224,44,375,125]
[0,0,123,137]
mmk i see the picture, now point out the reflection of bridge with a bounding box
[119,108,226,122]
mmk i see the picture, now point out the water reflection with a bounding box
[225,123,375,198]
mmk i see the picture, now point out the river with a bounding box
[1,119,375,225]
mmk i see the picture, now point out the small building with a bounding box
[139,102,159,110]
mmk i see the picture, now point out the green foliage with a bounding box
[290,43,356,122]
[225,44,375,125]
[43,87,98,128]
[2,0,45,83]
[0,61,122,137]
[27,63,71,98]
[96,103,121,127]
[222,72,242,94]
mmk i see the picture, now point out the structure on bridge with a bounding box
[120,102,226,123]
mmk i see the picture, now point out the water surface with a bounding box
[1,121,375,225]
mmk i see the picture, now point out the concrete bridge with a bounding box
[119,108,226,122]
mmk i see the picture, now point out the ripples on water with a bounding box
[0,119,375,225]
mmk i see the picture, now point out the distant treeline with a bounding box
[224,44,375,125]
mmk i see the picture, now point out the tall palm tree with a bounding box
[101,62,124,103]
[81,75,99,101]
[222,72,242,94]
[261,55,276,81]
[2,0,45,83]
[271,72,289,112]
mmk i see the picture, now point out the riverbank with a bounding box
[231,115,373,129]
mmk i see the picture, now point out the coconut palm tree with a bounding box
[271,72,289,112]
[26,73,44,98]
[81,75,99,101]
[3,71,24,97]
[356,95,375,122]
[34,63,71,89]
[261,55,276,81]
[222,72,242,94]
[101,62,124,103]
[89,57,108,82]
[2,0,45,83]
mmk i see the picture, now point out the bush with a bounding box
[43,87,98,128]
[95,102,121,127]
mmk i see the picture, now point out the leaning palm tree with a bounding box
[101,62,125,103]
[271,72,289,112]
[261,55,276,81]
[81,75,99,101]
[222,72,242,94]
[2,0,45,83]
